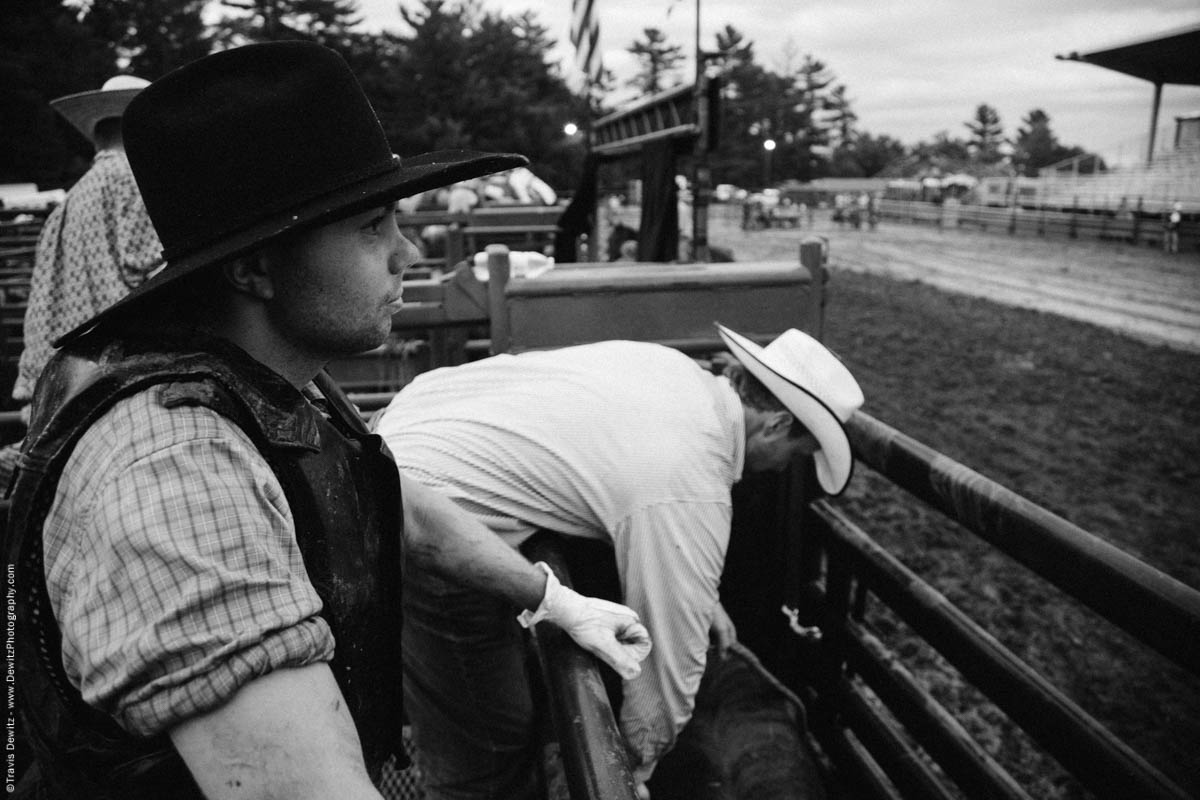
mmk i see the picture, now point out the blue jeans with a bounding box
[401,549,542,800]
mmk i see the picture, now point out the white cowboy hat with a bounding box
[716,322,864,495]
[51,75,151,141]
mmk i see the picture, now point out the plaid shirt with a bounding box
[42,385,334,736]
[14,151,162,402]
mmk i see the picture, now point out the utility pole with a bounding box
[691,0,711,263]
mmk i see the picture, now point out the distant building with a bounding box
[1175,113,1200,150]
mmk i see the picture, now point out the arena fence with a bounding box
[781,413,1200,800]
[879,199,1198,250]
[4,234,1195,798]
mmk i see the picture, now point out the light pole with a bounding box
[763,138,776,187]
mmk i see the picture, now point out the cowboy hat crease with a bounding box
[716,322,864,495]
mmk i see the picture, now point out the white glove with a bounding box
[518,562,652,680]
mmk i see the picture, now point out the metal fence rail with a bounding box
[879,198,1198,249]
[845,413,1200,674]
[794,411,1199,800]
[523,536,641,800]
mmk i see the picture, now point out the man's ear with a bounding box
[223,253,275,300]
[764,410,793,440]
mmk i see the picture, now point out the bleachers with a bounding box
[1035,147,1200,214]
[1,210,46,413]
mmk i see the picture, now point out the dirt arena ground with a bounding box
[702,208,1200,798]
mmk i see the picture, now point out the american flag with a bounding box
[570,0,602,85]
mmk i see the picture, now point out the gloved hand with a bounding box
[518,562,652,679]
[709,600,738,659]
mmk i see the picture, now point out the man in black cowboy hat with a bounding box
[6,42,649,799]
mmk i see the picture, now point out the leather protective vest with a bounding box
[5,332,406,798]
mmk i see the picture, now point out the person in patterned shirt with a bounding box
[12,75,163,406]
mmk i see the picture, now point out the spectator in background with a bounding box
[13,75,162,407]
[482,173,516,204]
[1165,201,1182,254]
[506,166,558,205]
[676,174,693,258]
[1,75,161,493]
[446,180,481,215]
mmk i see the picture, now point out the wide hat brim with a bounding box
[54,149,526,347]
[51,88,144,141]
[717,323,859,495]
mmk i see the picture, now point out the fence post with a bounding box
[800,237,827,341]
[522,537,642,800]
[1132,197,1143,245]
[485,245,511,354]
[445,222,465,267]
[1069,196,1079,238]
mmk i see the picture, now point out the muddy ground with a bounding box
[703,209,1200,798]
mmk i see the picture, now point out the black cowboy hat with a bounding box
[56,41,527,346]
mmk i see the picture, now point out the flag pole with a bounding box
[692,0,711,263]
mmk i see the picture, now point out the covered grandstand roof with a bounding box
[1055,22,1200,86]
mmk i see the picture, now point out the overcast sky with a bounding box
[355,0,1200,165]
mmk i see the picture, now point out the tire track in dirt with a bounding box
[851,237,1200,311]
[843,240,1193,316]
[711,214,1200,354]
[834,244,1200,349]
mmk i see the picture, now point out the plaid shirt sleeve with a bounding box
[44,388,335,737]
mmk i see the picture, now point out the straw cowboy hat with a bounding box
[50,75,151,141]
[56,42,527,346]
[716,323,864,495]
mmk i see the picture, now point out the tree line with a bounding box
[619,24,1099,187]
[2,0,1098,193]
[2,0,588,190]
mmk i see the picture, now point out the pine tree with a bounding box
[214,0,363,45]
[86,0,212,79]
[785,54,835,181]
[965,103,1004,164]
[825,84,857,150]
[1013,108,1105,176]
[0,0,117,184]
[371,0,581,189]
[712,25,772,187]
[626,27,685,96]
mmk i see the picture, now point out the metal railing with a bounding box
[793,412,1199,800]
[523,536,641,800]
